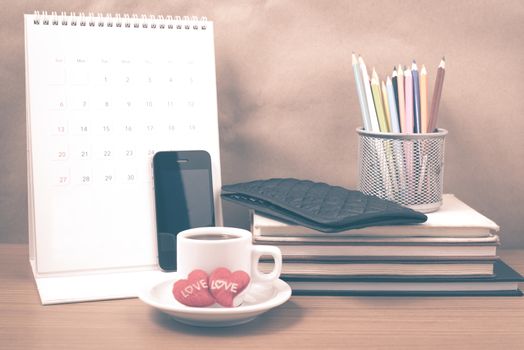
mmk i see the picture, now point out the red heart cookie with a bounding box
[209,268,251,307]
[172,269,215,307]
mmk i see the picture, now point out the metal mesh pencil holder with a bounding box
[357,128,448,213]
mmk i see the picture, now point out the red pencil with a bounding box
[428,57,446,132]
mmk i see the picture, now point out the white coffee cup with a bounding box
[176,226,282,306]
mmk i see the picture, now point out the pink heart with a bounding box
[209,267,251,307]
[172,269,215,307]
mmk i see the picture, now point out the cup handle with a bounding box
[250,245,282,283]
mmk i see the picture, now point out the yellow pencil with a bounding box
[420,65,428,133]
[371,68,388,132]
[381,80,392,132]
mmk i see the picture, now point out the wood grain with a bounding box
[1,244,523,350]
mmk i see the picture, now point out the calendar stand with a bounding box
[25,12,222,304]
[29,265,173,304]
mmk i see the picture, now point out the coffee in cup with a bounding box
[174,227,282,307]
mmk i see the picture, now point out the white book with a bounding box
[259,260,495,277]
[251,194,499,238]
[269,243,497,259]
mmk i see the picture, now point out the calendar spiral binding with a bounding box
[32,11,208,30]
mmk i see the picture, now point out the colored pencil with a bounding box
[420,65,429,133]
[352,53,371,131]
[371,68,388,132]
[428,57,446,132]
[391,67,400,130]
[358,56,380,132]
[404,66,413,133]
[386,76,400,133]
[396,64,406,133]
[381,80,392,132]
[412,61,421,133]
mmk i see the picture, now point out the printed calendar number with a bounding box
[58,176,69,184]
[72,143,91,160]
[71,118,91,135]
[69,92,90,110]
[48,93,67,110]
[51,121,68,135]
[72,168,93,185]
[120,169,138,184]
[95,167,116,184]
[53,166,70,186]
[70,99,89,110]
[101,172,115,184]
[94,144,114,160]
[52,144,69,161]
[145,124,155,133]
[123,148,135,158]
[96,123,112,135]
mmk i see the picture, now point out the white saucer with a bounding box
[138,275,292,327]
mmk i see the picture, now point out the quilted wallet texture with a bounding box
[221,178,427,232]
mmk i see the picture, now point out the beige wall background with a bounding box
[1,0,523,247]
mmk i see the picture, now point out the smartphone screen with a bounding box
[153,151,215,271]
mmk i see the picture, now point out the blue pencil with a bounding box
[412,61,421,133]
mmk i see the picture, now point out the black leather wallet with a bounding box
[221,178,427,232]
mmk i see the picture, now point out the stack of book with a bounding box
[253,194,523,296]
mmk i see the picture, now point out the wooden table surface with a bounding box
[1,244,523,349]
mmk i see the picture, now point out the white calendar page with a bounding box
[25,14,222,278]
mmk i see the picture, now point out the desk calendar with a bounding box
[24,12,223,304]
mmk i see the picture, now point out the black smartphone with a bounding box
[152,150,215,271]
